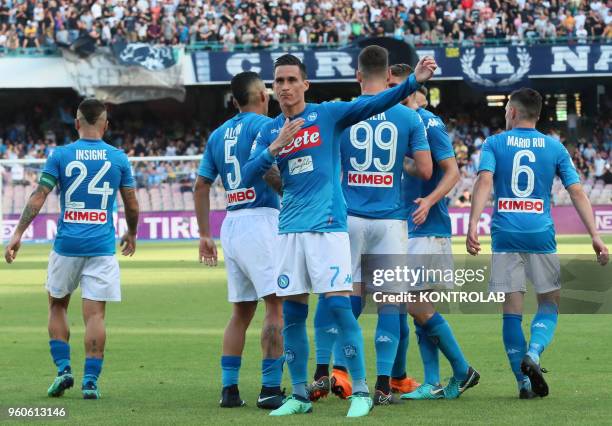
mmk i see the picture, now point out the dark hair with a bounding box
[390,63,427,96]
[274,54,307,80]
[509,88,542,121]
[77,98,106,125]
[358,45,389,79]
[390,63,412,78]
[231,71,263,107]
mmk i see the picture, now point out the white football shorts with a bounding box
[46,250,121,302]
[404,236,454,292]
[348,216,408,283]
[488,252,561,294]
[276,231,353,296]
[220,207,280,302]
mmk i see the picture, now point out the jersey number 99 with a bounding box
[349,121,397,172]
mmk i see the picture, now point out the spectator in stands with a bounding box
[456,190,472,208]
[603,164,612,185]
[583,143,597,161]
[4,0,609,51]
[594,153,607,182]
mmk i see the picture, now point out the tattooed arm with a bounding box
[5,184,51,263]
[119,186,139,256]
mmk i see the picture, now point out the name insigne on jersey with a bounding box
[76,150,108,161]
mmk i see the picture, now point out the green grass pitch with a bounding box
[1,236,611,425]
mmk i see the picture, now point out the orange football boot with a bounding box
[330,368,352,399]
[390,376,421,394]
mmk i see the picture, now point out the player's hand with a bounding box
[199,236,218,266]
[414,56,437,83]
[269,118,305,156]
[120,232,136,257]
[592,235,609,266]
[466,227,481,256]
[4,234,21,264]
[412,197,433,226]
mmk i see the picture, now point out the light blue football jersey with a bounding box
[341,99,429,220]
[42,139,135,257]
[404,108,456,237]
[242,74,421,233]
[478,128,580,253]
[198,112,279,211]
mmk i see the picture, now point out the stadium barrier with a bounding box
[2,207,611,244]
[2,156,610,243]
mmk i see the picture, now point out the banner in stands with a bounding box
[3,206,611,242]
[111,40,178,70]
[62,47,185,104]
[193,43,611,88]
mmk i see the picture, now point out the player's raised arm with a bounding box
[119,186,139,257]
[4,183,52,264]
[325,49,436,129]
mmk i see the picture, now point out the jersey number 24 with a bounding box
[65,161,114,209]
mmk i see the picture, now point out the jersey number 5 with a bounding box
[65,161,114,209]
[224,137,241,190]
[349,121,397,172]
[511,150,535,197]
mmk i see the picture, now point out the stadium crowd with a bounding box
[0,0,610,53]
[1,107,610,210]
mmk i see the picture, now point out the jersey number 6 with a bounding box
[511,149,536,197]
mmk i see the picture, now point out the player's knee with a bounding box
[263,295,283,320]
[48,295,70,310]
[231,302,257,326]
[502,292,524,314]
[536,290,560,310]
[407,301,435,324]
[410,310,434,326]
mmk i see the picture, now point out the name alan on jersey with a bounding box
[75,149,108,161]
[278,125,321,158]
